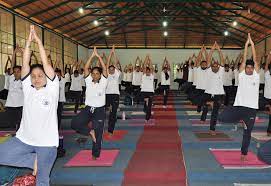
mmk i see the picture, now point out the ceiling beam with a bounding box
[72,0,256,2]
[28,0,70,18]
[41,2,95,24]
[68,2,138,38]
[122,28,128,48]
[256,0,271,11]
[12,0,39,9]
[53,3,117,29]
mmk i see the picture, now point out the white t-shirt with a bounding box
[65,73,71,83]
[234,69,239,86]
[70,74,83,91]
[5,75,24,107]
[106,69,120,95]
[154,72,158,80]
[59,77,66,102]
[85,75,108,107]
[4,73,10,90]
[176,70,183,79]
[161,71,171,85]
[16,74,59,147]
[193,67,198,86]
[234,70,259,109]
[188,67,194,83]
[132,71,143,86]
[205,67,225,95]
[259,68,265,84]
[264,71,271,99]
[223,69,233,86]
[141,74,154,92]
[126,72,132,82]
[80,74,86,87]
[196,68,208,90]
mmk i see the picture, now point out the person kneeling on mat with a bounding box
[218,33,259,161]
[0,26,59,185]
[71,46,108,160]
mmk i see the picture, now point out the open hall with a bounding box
[0,0,271,185]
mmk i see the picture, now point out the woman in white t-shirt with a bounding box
[174,64,184,90]
[0,26,59,185]
[0,57,12,109]
[160,57,171,108]
[153,69,158,89]
[218,33,260,161]
[71,47,108,160]
[141,55,154,122]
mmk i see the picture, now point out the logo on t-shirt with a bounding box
[42,99,50,106]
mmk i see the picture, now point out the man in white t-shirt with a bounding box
[70,70,83,113]
[160,58,171,108]
[132,65,143,105]
[218,34,259,161]
[259,63,265,95]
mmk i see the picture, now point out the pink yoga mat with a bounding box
[103,130,128,141]
[210,149,270,168]
[64,149,119,167]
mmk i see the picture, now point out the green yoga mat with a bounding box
[0,136,11,144]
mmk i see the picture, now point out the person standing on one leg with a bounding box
[154,69,158,90]
[200,42,225,134]
[141,55,155,122]
[132,57,143,105]
[223,62,233,106]
[105,46,121,136]
[161,57,171,108]
[71,47,108,160]
[0,26,59,186]
[218,33,260,161]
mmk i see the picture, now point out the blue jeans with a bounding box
[0,137,57,186]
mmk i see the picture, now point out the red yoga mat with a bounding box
[103,130,128,141]
[64,149,119,167]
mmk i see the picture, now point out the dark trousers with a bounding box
[218,106,256,155]
[71,106,105,158]
[125,82,132,94]
[132,85,141,104]
[258,139,271,165]
[106,94,119,134]
[161,85,170,105]
[0,107,22,129]
[0,89,8,100]
[154,79,158,89]
[80,86,86,105]
[260,83,265,95]
[200,94,223,131]
[65,82,71,91]
[263,98,271,133]
[70,91,81,113]
[57,102,64,129]
[223,86,231,106]
[193,89,205,112]
[141,92,154,121]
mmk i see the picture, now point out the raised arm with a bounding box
[22,26,33,78]
[207,42,216,66]
[84,49,95,77]
[32,26,55,79]
[217,43,225,66]
[5,56,11,73]
[240,34,250,72]
[94,47,108,77]
[265,51,271,72]
[248,34,259,73]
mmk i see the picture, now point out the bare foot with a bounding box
[32,156,37,176]
[240,155,247,162]
[92,156,97,161]
[200,120,206,124]
[209,130,216,136]
[108,132,113,138]
[90,130,96,143]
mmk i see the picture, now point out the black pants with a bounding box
[192,89,205,112]
[154,79,158,89]
[0,89,8,100]
[0,107,22,129]
[218,106,256,155]
[71,106,105,158]
[200,94,223,131]
[223,86,231,106]
[65,82,71,90]
[132,85,141,104]
[125,82,132,94]
[141,92,154,121]
[260,83,265,95]
[261,98,271,133]
[57,102,64,129]
[80,86,86,105]
[106,94,119,134]
[70,91,81,113]
[161,85,170,105]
